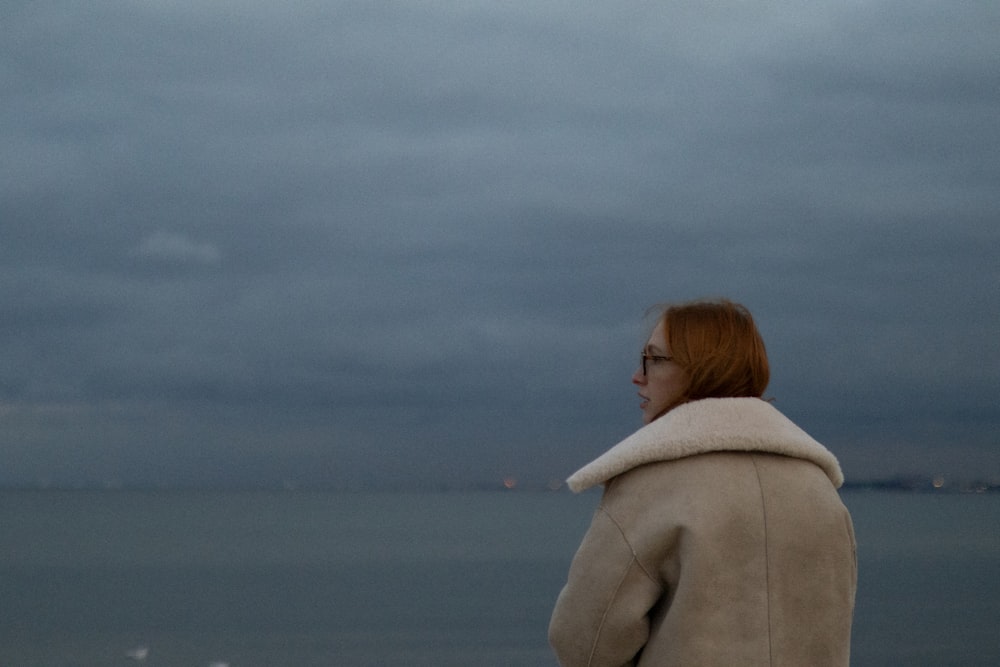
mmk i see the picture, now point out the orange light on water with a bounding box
[502,477,517,489]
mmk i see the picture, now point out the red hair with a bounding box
[654,298,769,404]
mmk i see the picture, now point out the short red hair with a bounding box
[654,298,769,404]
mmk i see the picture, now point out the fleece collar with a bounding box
[566,397,844,492]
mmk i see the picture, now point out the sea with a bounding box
[1,488,998,667]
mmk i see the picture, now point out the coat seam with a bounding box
[598,505,657,581]
[586,553,641,666]
[583,506,658,666]
[751,454,775,666]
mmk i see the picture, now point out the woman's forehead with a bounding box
[644,320,668,350]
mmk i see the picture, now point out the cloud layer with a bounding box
[2,0,998,488]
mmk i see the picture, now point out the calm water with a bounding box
[1,489,998,666]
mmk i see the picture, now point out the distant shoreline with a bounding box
[1,475,998,494]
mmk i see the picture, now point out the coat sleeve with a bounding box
[548,504,663,667]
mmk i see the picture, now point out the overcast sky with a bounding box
[2,0,998,489]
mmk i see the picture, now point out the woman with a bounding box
[549,299,856,666]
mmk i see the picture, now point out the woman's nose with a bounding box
[632,367,645,385]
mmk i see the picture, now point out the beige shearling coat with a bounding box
[549,398,856,667]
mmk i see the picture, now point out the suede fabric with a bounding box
[549,398,857,667]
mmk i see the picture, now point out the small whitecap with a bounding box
[125,645,149,661]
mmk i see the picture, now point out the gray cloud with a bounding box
[2,0,998,488]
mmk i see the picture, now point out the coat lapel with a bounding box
[567,397,844,492]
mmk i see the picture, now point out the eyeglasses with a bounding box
[640,354,673,376]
